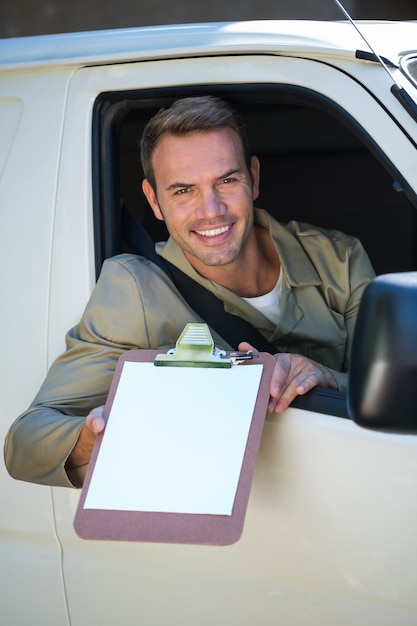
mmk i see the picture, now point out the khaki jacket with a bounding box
[4,209,375,487]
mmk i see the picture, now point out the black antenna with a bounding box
[332,0,417,123]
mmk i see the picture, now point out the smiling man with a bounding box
[142,126,273,293]
[5,96,375,487]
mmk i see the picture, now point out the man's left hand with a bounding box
[238,341,338,414]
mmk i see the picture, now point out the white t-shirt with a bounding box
[241,271,282,325]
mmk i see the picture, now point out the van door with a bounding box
[0,69,75,626]
[50,55,417,626]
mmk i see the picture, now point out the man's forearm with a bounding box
[65,423,97,471]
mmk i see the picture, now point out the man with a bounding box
[4,96,375,487]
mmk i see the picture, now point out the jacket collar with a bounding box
[258,209,321,287]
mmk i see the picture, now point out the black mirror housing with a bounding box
[348,272,417,429]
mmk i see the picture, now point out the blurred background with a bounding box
[1,0,416,38]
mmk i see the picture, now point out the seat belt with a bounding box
[121,206,279,354]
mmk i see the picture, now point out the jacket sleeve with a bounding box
[4,256,152,488]
[342,234,376,372]
[324,234,375,391]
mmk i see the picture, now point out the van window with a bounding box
[92,85,417,418]
[93,85,417,277]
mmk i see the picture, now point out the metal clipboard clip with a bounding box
[154,323,258,368]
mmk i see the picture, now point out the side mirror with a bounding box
[348,272,417,430]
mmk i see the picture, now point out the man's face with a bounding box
[142,128,260,275]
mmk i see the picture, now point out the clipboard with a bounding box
[74,324,275,545]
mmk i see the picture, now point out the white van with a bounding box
[1,20,417,626]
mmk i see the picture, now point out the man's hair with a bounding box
[140,95,251,191]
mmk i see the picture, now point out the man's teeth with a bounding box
[195,225,230,237]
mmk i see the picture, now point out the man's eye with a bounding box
[175,187,191,195]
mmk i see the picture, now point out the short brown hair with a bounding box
[140,96,251,191]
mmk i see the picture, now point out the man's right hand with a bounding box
[65,406,105,471]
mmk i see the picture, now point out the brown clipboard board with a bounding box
[74,348,275,546]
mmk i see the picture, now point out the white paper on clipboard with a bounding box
[83,361,264,516]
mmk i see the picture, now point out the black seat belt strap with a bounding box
[165,261,278,354]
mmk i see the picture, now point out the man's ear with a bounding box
[142,179,164,220]
[250,156,260,202]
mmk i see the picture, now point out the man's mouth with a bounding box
[194,224,231,238]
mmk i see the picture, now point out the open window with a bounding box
[93,84,417,275]
[92,84,417,418]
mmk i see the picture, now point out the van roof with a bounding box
[1,20,417,71]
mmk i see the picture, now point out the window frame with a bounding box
[91,81,417,419]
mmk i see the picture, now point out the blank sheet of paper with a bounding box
[84,362,263,515]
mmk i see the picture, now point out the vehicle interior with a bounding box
[92,85,417,417]
[94,84,417,276]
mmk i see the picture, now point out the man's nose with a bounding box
[196,187,226,218]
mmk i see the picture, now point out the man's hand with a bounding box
[65,406,105,471]
[238,342,338,414]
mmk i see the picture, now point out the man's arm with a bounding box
[4,257,151,487]
[237,231,375,412]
